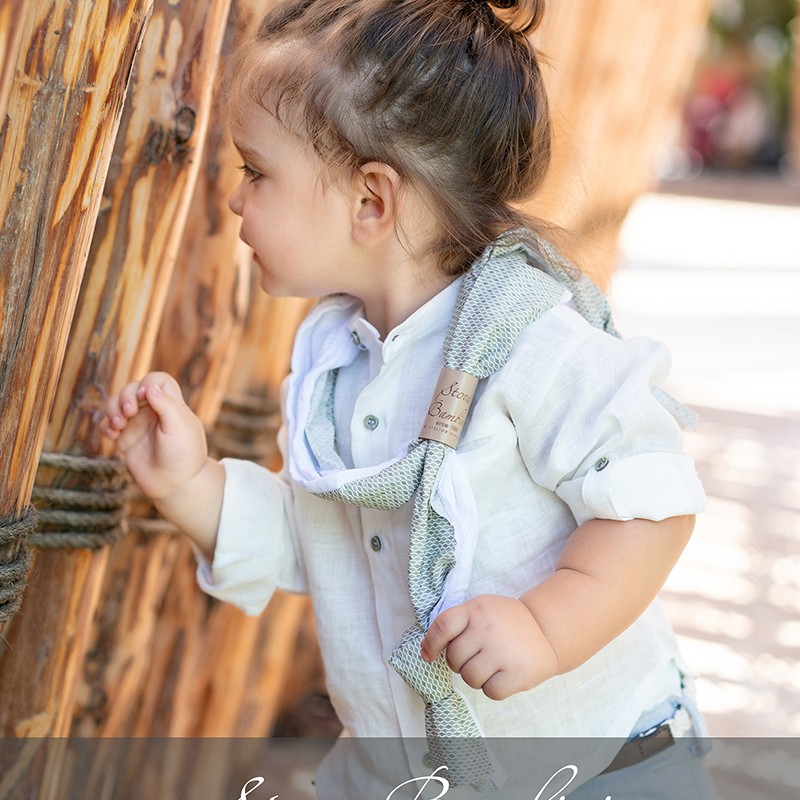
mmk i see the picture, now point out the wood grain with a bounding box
[129,0,313,740]
[0,0,24,118]
[74,0,252,740]
[0,0,231,744]
[0,0,154,744]
[0,0,153,514]
[42,0,235,739]
[0,0,153,659]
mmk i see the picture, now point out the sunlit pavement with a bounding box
[612,187,800,737]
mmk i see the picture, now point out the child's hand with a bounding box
[100,372,208,501]
[420,594,559,701]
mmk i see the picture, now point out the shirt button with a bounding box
[370,535,382,552]
[422,752,434,769]
[594,456,609,471]
[350,330,361,347]
[363,414,379,431]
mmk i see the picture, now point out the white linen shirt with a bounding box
[194,277,707,798]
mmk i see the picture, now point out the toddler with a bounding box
[101,1,715,797]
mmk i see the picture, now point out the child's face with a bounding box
[228,102,357,299]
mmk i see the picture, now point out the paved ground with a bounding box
[612,182,800,737]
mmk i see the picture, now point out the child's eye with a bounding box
[237,163,262,182]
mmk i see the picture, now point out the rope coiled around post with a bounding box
[126,492,179,537]
[0,505,37,622]
[208,392,281,464]
[31,452,130,549]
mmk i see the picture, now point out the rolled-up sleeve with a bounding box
[506,307,706,526]
[193,454,307,616]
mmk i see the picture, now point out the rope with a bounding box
[127,490,179,537]
[33,450,182,547]
[38,451,129,477]
[0,505,36,622]
[127,516,178,537]
[208,392,281,464]
[31,452,130,549]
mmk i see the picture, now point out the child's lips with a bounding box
[238,233,261,265]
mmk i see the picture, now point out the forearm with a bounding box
[520,514,695,675]
[153,457,226,562]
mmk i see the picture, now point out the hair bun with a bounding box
[485,0,545,34]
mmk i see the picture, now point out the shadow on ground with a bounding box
[663,404,800,737]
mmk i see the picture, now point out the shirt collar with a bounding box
[346,276,464,362]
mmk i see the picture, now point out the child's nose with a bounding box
[228,181,244,216]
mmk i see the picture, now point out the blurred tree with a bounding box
[705,0,796,160]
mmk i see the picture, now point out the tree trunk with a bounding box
[528,0,712,285]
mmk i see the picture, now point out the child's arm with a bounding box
[420,513,694,701]
[99,371,225,561]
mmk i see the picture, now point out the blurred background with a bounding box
[661,0,798,181]
[610,0,800,738]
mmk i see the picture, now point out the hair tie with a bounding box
[467,0,518,8]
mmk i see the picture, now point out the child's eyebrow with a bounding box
[232,141,262,162]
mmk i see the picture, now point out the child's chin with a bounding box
[257,275,296,298]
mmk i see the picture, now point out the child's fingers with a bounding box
[457,651,499,694]
[98,416,119,441]
[140,380,185,433]
[102,374,182,431]
[118,380,145,417]
[139,371,184,403]
[420,604,470,663]
[103,393,128,432]
[479,669,515,702]
[437,628,482,673]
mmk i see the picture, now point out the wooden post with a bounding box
[195,289,314,738]
[0,0,153,509]
[0,0,153,633]
[110,287,317,741]
[528,0,712,285]
[0,0,24,118]
[127,0,314,740]
[44,0,235,740]
[0,0,228,746]
[67,0,284,741]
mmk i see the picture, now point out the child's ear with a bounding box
[351,161,400,243]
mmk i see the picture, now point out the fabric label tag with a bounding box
[419,368,479,448]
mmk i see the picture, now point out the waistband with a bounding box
[601,693,708,776]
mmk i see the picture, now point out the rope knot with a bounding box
[0,505,37,622]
